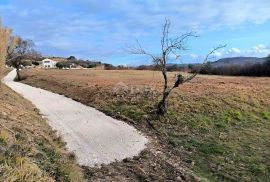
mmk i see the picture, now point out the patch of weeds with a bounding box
[0,131,9,146]
[52,135,66,148]
[260,111,270,120]
[12,127,27,140]
[248,163,267,177]
[231,111,244,120]
[168,135,181,148]
[36,139,71,182]
[214,121,228,130]
[7,144,25,156]
[114,104,145,121]
[184,138,199,151]
[168,133,200,152]
[37,140,59,163]
[68,152,76,161]
[0,137,7,146]
[199,139,230,156]
[222,110,245,126]
[195,166,238,182]
[14,132,25,141]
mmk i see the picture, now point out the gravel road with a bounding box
[3,70,147,167]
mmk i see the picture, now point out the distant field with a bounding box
[21,68,270,181]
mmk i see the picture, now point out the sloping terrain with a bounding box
[21,69,270,181]
[0,83,85,181]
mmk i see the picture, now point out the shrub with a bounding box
[56,61,72,69]
[32,61,39,66]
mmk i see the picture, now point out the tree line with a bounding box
[194,57,270,77]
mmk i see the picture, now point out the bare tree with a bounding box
[7,37,35,80]
[131,19,225,115]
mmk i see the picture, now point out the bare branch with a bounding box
[161,19,170,53]
[129,39,158,63]
[203,45,226,64]
[164,32,197,58]
[182,44,226,83]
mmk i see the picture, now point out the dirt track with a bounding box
[3,70,148,167]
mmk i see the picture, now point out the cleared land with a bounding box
[0,82,85,181]
[21,69,270,181]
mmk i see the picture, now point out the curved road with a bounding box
[3,70,147,167]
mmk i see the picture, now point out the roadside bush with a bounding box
[32,61,39,66]
[56,61,72,69]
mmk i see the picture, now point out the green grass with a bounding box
[260,111,270,120]
[101,91,270,182]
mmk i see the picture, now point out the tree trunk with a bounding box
[16,68,20,81]
[157,66,170,115]
[157,90,170,115]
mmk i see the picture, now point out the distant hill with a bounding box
[211,57,266,67]
[136,57,268,71]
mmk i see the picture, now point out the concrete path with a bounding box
[3,70,147,167]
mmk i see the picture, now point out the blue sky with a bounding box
[1,0,270,65]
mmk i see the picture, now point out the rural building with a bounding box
[42,58,57,69]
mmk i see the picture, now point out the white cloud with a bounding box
[252,44,269,54]
[189,54,199,58]
[213,51,223,57]
[210,44,270,59]
[230,48,241,54]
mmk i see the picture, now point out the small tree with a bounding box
[7,37,35,80]
[131,19,224,115]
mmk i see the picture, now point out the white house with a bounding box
[42,58,57,69]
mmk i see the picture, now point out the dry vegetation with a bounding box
[21,68,270,181]
[0,21,11,79]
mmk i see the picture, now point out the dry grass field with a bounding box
[21,68,270,181]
